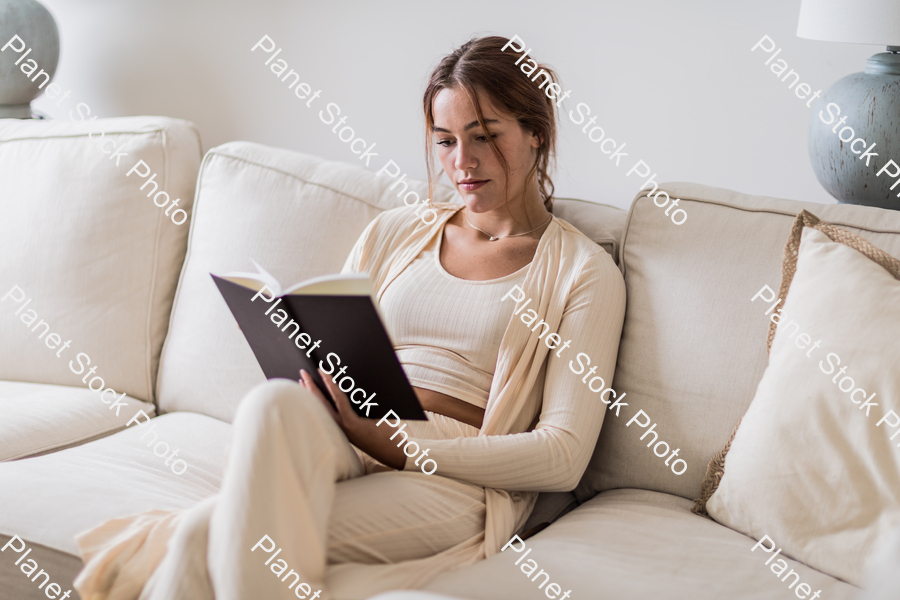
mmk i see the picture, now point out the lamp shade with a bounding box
[798,0,900,46]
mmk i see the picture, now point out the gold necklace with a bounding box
[464,209,553,241]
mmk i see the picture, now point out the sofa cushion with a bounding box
[576,183,900,503]
[0,381,155,461]
[706,223,900,587]
[552,198,625,263]
[424,488,859,599]
[0,412,230,557]
[0,117,201,404]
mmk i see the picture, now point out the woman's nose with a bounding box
[454,142,478,171]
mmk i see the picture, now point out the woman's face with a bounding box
[432,86,541,214]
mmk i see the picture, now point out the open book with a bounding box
[212,261,426,420]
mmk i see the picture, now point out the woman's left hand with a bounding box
[299,369,407,470]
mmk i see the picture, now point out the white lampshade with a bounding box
[798,0,900,46]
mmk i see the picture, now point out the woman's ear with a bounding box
[531,131,543,149]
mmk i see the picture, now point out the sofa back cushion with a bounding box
[575,183,900,503]
[0,117,201,403]
[550,198,625,262]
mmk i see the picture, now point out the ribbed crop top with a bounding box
[379,228,529,409]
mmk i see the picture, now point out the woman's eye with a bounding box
[436,139,453,147]
[477,134,498,142]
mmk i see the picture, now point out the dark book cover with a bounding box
[212,273,426,420]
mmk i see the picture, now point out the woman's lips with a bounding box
[459,179,489,191]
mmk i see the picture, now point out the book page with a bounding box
[220,261,376,303]
[222,259,283,296]
[284,272,374,297]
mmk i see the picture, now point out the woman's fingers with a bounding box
[310,370,406,470]
[299,369,323,397]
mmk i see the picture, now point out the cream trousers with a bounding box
[136,380,486,600]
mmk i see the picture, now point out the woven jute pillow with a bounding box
[692,209,900,517]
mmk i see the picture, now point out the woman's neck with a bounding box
[466,186,550,238]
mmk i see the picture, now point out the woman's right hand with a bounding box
[298,369,407,470]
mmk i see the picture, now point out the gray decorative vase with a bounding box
[0,0,59,119]
[808,52,900,210]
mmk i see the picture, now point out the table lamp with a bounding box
[0,0,59,119]
[799,0,900,210]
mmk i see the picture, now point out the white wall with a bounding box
[30,0,878,210]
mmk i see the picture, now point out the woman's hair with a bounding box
[423,35,559,213]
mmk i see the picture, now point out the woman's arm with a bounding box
[402,252,626,492]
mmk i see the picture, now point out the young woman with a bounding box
[74,35,626,600]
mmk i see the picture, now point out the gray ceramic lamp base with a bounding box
[808,51,900,210]
[0,104,33,118]
[0,0,60,119]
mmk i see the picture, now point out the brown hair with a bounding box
[423,35,559,213]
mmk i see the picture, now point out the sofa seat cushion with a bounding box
[0,412,230,557]
[0,381,156,461]
[424,489,860,600]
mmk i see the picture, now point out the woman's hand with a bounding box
[299,369,407,470]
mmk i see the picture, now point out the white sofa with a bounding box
[1,115,891,599]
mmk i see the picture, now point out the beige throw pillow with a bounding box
[695,210,900,586]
